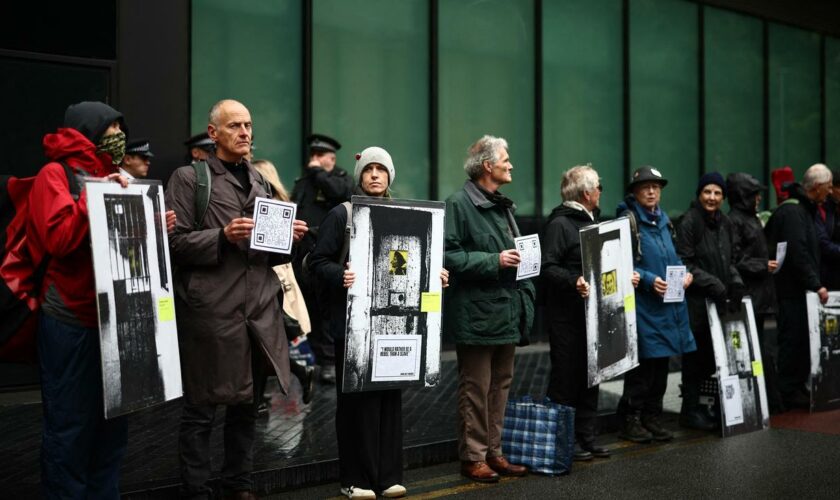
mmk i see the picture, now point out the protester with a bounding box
[542,165,631,460]
[814,167,840,290]
[727,172,784,413]
[616,166,694,442]
[675,171,744,430]
[165,99,307,498]
[291,133,354,384]
[310,146,447,499]
[444,135,534,483]
[27,101,133,497]
[765,164,832,408]
[252,159,316,407]
[119,137,154,179]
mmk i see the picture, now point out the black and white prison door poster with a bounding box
[579,217,639,387]
[343,196,445,393]
[807,291,840,412]
[707,298,769,437]
[86,179,182,418]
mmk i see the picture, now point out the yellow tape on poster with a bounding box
[623,294,635,313]
[752,360,764,377]
[421,292,441,313]
[158,297,175,322]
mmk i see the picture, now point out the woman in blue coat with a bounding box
[616,167,695,443]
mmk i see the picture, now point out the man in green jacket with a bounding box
[444,135,535,483]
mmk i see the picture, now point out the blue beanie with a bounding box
[697,171,726,198]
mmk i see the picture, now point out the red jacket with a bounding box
[27,128,117,327]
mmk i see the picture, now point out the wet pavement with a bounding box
[3,339,837,498]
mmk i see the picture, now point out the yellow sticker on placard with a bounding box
[752,360,764,377]
[421,292,441,313]
[158,297,175,322]
[624,294,635,313]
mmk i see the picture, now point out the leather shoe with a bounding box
[301,365,316,404]
[486,455,527,476]
[573,448,593,461]
[225,491,258,500]
[581,444,611,458]
[460,461,500,483]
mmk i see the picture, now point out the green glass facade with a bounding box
[189,0,837,217]
[191,0,303,186]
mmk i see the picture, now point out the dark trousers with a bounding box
[335,339,403,491]
[546,314,599,445]
[776,296,811,397]
[38,313,128,500]
[299,275,334,365]
[618,357,670,417]
[178,346,263,498]
[755,314,784,410]
[682,320,716,392]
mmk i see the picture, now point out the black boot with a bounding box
[618,413,653,443]
[679,385,717,431]
[641,413,673,441]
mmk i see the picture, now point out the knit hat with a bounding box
[696,171,726,198]
[354,146,395,186]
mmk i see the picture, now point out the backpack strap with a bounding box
[338,201,352,264]
[58,161,81,201]
[624,209,642,262]
[192,161,211,230]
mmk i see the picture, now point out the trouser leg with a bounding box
[486,344,515,458]
[455,344,493,462]
[643,357,671,416]
[376,389,403,490]
[618,361,653,416]
[776,297,811,397]
[178,403,216,499]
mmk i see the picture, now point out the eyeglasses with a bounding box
[597,184,603,192]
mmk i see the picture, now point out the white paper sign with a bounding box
[773,242,787,274]
[721,375,745,427]
[250,197,296,254]
[663,265,687,303]
[370,335,422,382]
[515,234,541,280]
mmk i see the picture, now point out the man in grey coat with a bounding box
[166,99,307,499]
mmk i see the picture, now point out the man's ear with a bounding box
[207,124,217,142]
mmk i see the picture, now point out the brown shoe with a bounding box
[486,455,528,477]
[460,461,500,483]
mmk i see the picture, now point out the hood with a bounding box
[726,173,762,212]
[63,101,127,145]
[42,128,114,176]
[547,203,599,223]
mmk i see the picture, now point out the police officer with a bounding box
[291,133,353,383]
[120,137,154,179]
[184,131,214,164]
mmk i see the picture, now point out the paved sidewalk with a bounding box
[2,345,564,498]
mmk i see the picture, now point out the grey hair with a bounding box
[464,135,509,180]
[803,163,832,190]
[208,99,244,126]
[561,165,600,202]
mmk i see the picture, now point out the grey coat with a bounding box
[166,155,291,405]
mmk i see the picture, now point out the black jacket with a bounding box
[309,202,350,342]
[541,203,599,324]
[727,173,776,315]
[765,183,822,297]
[816,197,840,289]
[291,166,353,232]
[676,201,743,331]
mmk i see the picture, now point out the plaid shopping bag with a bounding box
[501,395,575,475]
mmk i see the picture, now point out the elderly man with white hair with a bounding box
[444,135,535,483]
[765,163,832,409]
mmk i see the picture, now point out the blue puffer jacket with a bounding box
[617,196,696,359]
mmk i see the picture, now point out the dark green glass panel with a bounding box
[542,0,623,217]
[704,7,763,183]
[191,0,302,187]
[826,37,840,169]
[768,23,821,179]
[438,0,535,214]
[313,0,428,200]
[630,0,698,217]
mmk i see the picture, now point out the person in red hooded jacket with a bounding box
[27,101,136,498]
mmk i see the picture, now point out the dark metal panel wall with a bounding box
[117,0,190,184]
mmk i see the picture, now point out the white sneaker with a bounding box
[340,486,376,499]
[381,484,407,498]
